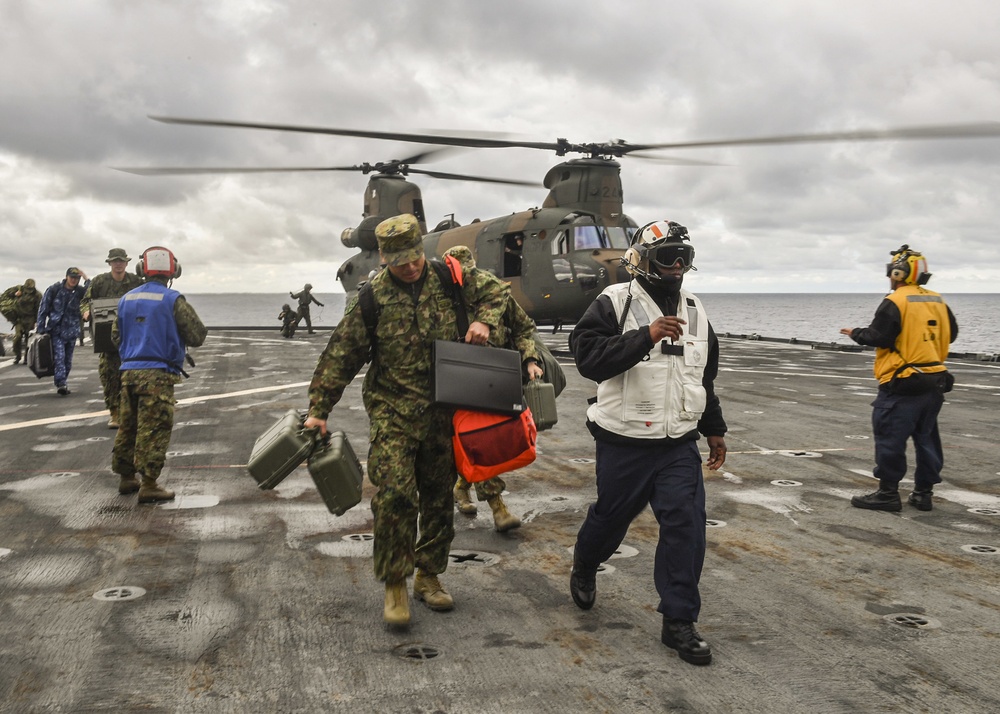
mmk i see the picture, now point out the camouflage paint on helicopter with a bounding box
[336,158,636,325]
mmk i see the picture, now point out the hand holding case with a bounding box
[247,410,317,489]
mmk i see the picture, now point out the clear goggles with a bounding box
[647,242,695,270]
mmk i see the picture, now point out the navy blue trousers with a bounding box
[871,388,945,491]
[574,439,706,622]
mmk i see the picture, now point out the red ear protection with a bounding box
[136,246,181,279]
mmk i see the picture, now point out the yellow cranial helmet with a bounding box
[886,244,931,286]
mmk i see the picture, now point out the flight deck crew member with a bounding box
[81,248,144,428]
[841,245,958,512]
[1,278,42,365]
[36,267,90,395]
[303,215,507,627]
[443,245,543,532]
[569,220,727,667]
[112,247,207,503]
[290,283,324,334]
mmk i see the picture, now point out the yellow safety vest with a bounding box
[873,285,951,384]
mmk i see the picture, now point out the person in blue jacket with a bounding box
[36,267,90,395]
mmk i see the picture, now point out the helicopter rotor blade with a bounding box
[147,115,1000,160]
[149,116,560,152]
[627,153,727,166]
[406,167,539,186]
[627,122,1000,152]
[110,165,369,176]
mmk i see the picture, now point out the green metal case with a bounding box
[307,431,364,516]
[247,410,317,490]
[523,380,558,431]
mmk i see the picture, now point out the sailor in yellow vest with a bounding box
[841,245,958,512]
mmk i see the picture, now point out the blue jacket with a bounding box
[118,282,186,374]
[37,279,90,341]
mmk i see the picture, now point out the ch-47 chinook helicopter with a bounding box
[119,116,1000,326]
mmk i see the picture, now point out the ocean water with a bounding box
[184,292,1000,354]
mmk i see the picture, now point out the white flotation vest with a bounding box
[587,282,710,439]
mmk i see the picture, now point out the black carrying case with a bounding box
[27,333,55,379]
[432,340,525,415]
[89,298,120,354]
[307,431,364,516]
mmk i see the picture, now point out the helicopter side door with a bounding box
[519,226,602,323]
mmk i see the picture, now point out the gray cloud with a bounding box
[2,0,999,294]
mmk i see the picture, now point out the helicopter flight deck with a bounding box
[1,330,998,712]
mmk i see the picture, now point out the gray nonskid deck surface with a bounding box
[1,330,998,713]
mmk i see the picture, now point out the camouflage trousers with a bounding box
[51,337,76,388]
[99,351,123,416]
[456,473,506,501]
[112,370,177,481]
[367,410,455,583]
[12,321,33,358]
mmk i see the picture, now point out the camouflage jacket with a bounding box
[37,279,90,341]
[81,271,145,315]
[1,285,42,326]
[308,262,506,430]
[467,270,540,366]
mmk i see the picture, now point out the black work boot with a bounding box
[908,489,933,511]
[570,554,597,610]
[851,485,902,511]
[662,618,713,666]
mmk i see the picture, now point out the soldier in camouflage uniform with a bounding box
[112,247,206,503]
[290,283,324,334]
[442,245,544,532]
[81,248,144,428]
[303,214,506,627]
[1,278,42,364]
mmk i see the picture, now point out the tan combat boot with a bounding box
[384,580,411,626]
[118,474,140,495]
[488,495,521,532]
[413,570,454,611]
[138,475,175,504]
[453,480,477,515]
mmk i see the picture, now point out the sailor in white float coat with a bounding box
[568,219,727,667]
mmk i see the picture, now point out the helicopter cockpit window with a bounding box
[573,225,603,250]
[561,224,633,251]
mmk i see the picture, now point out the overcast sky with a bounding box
[2,0,999,295]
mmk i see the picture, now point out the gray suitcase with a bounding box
[524,380,558,431]
[308,431,364,516]
[248,410,318,489]
[89,298,120,353]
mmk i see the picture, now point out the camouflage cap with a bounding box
[442,245,476,271]
[106,248,130,263]
[24,278,35,289]
[376,214,424,267]
[66,267,82,278]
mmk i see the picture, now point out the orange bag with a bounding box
[453,408,537,482]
